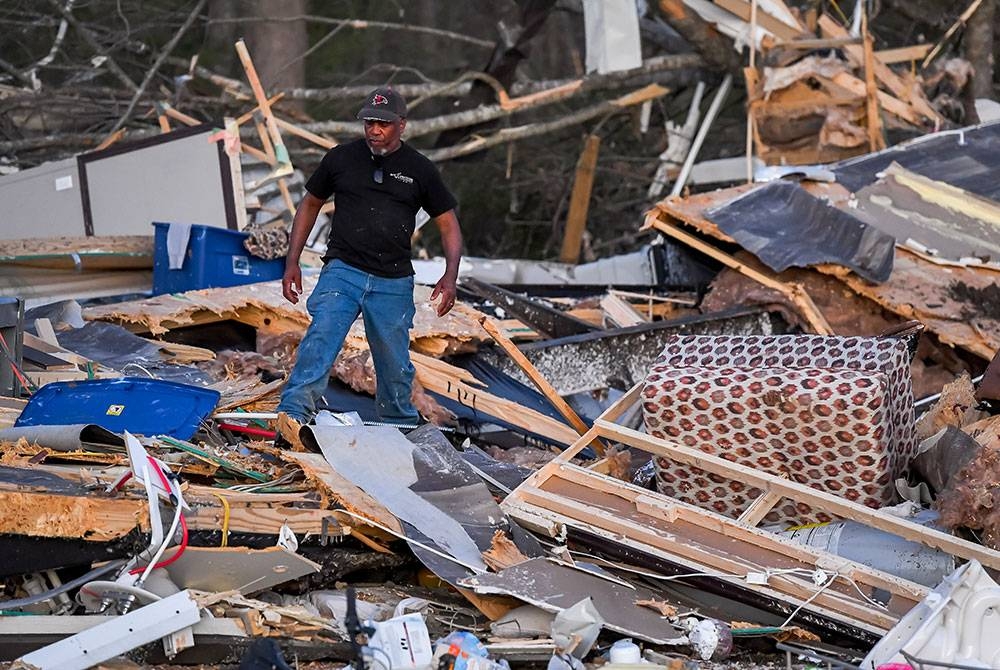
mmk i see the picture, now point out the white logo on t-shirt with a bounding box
[390,172,414,184]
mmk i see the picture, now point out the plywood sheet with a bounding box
[83,278,489,357]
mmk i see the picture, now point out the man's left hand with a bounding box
[430,275,457,316]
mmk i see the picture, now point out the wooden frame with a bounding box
[503,383,1000,635]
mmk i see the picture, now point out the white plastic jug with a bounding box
[368,613,433,670]
[609,639,641,664]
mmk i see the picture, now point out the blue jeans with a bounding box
[277,259,418,425]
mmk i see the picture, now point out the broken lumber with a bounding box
[479,317,606,455]
[559,134,601,264]
[641,214,833,335]
[502,383,1000,638]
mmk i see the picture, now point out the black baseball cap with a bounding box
[356,86,407,123]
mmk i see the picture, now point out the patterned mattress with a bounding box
[643,334,916,524]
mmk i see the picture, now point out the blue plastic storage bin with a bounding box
[152,222,285,295]
[15,377,221,440]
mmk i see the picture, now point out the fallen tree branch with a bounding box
[425,84,670,161]
[46,0,138,92]
[280,53,705,102]
[206,14,494,49]
[107,0,208,135]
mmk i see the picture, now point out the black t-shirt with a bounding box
[305,138,457,278]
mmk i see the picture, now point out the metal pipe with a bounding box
[671,73,732,197]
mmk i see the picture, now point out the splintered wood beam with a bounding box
[713,0,803,40]
[479,316,606,456]
[595,416,1000,571]
[876,44,933,64]
[818,15,940,125]
[411,352,582,447]
[276,117,337,150]
[862,15,886,152]
[642,215,834,335]
[559,134,601,264]
[0,486,338,541]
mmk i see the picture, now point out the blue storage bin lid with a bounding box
[15,378,221,440]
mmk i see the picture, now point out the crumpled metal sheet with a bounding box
[0,423,123,452]
[706,180,895,283]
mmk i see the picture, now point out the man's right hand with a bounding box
[282,265,303,304]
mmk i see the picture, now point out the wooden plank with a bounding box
[514,484,902,632]
[412,352,582,447]
[862,16,887,152]
[713,0,803,40]
[22,332,91,367]
[478,316,605,455]
[596,417,1000,571]
[33,319,58,347]
[642,216,834,335]
[502,496,893,637]
[819,15,940,124]
[599,293,647,327]
[773,37,861,49]
[876,44,933,64]
[921,0,985,68]
[559,134,601,264]
[826,72,923,126]
[553,463,921,601]
[275,117,337,150]
[737,485,784,526]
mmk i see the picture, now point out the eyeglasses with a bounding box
[373,168,383,184]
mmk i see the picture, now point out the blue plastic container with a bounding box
[15,377,221,440]
[152,222,285,295]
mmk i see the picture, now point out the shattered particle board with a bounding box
[481,529,531,571]
[915,372,987,440]
[211,377,283,412]
[0,464,333,541]
[277,449,402,539]
[833,250,1000,359]
[649,183,1000,359]
[165,546,320,594]
[458,558,686,645]
[83,278,489,356]
[699,257,962,398]
[0,236,153,270]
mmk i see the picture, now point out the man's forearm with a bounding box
[437,211,463,279]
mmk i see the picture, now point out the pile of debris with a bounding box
[0,218,999,669]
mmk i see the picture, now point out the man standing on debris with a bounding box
[276,87,462,429]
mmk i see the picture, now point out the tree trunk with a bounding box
[966,0,995,99]
[655,0,742,76]
[246,0,307,101]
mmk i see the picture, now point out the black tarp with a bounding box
[705,180,895,283]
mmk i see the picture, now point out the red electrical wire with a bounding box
[216,422,276,438]
[129,457,188,575]
[0,330,35,394]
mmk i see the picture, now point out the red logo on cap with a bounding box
[372,94,389,106]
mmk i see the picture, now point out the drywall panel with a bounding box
[80,125,237,236]
[0,159,85,240]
